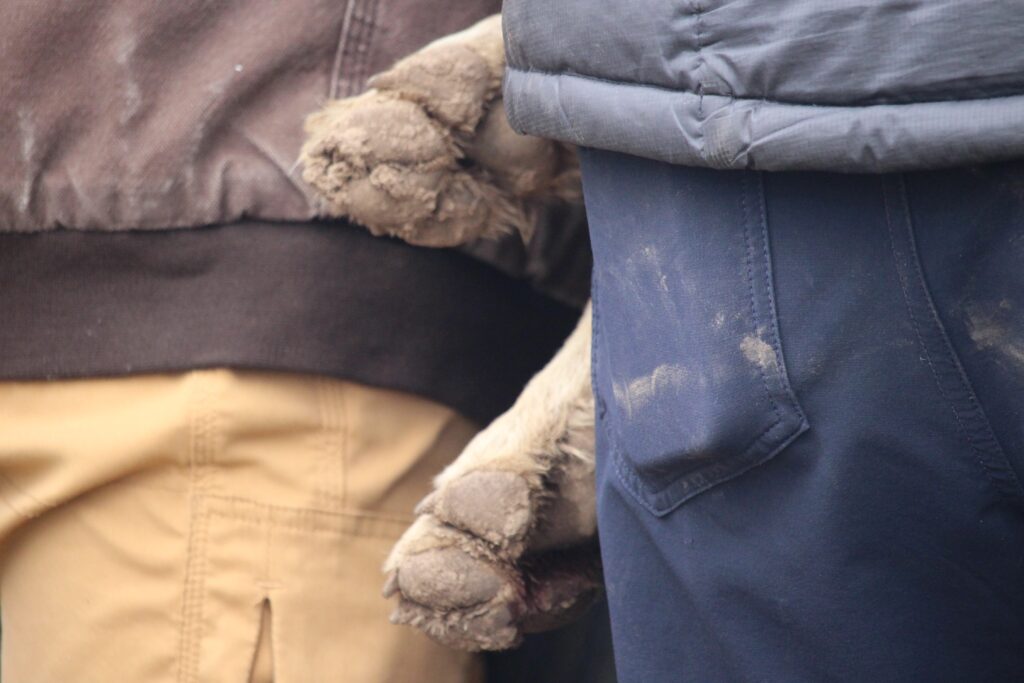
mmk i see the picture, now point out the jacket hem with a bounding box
[504,67,1024,172]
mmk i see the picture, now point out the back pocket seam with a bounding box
[743,172,786,429]
[607,172,809,517]
[611,411,800,516]
[883,175,1024,502]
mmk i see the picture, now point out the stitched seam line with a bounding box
[204,495,413,538]
[262,505,273,585]
[613,415,796,516]
[328,0,358,99]
[315,379,330,510]
[755,172,806,423]
[884,181,984,478]
[207,508,410,540]
[315,379,344,511]
[742,173,783,427]
[205,493,417,526]
[612,174,807,515]
[691,0,706,119]
[504,65,1024,110]
[897,182,1018,478]
[331,0,379,98]
[177,504,209,683]
[884,176,1023,500]
[591,268,605,421]
[177,377,218,683]
[0,470,53,519]
[349,0,380,95]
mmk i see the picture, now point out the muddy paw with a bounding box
[383,515,528,650]
[384,305,599,651]
[384,450,600,650]
[299,14,580,248]
[419,470,535,552]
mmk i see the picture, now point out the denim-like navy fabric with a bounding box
[581,147,1024,682]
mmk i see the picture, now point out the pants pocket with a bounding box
[584,150,808,516]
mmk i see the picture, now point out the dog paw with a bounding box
[383,515,527,650]
[384,304,598,651]
[383,514,601,651]
[382,418,601,651]
[299,14,580,248]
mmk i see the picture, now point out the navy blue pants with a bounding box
[580,148,1024,682]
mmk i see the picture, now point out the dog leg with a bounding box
[383,302,598,650]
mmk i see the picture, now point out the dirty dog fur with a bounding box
[301,15,599,651]
[301,15,580,249]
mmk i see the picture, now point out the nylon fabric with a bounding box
[503,0,1024,171]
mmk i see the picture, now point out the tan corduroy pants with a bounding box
[0,369,484,683]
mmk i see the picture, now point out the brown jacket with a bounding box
[0,0,502,233]
[0,1,589,425]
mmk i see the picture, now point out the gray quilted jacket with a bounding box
[502,0,1024,172]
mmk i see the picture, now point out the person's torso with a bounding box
[0,0,501,233]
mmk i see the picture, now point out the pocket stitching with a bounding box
[742,172,785,428]
[612,411,796,516]
[883,175,1024,501]
[607,172,809,516]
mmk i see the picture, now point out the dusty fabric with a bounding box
[0,2,592,387]
[0,220,581,425]
[0,0,592,302]
[581,150,1024,681]
[0,0,502,233]
[0,369,485,683]
[502,0,1024,172]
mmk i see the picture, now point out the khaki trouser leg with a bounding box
[0,369,484,683]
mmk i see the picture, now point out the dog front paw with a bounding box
[383,515,527,651]
[384,305,599,651]
[384,512,602,651]
[299,14,580,248]
[301,89,516,247]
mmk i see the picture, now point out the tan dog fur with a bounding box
[300,14,598,651]
[300,16,579,248]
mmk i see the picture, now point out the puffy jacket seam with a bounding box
[506,65,1024,109]
[690,0,708,158]
[690,0,706,116]
[328,0,358,99]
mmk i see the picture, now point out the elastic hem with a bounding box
[0,220,580,424]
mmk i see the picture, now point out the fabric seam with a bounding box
[328,0,358,99]
[608,174,807,516]
[755,173,807,425]
[204,494,414,538]
[177,375,219,683]
[505,65,1024,110]
[691,0,706,120]
[612,415,796,516]
[742,172,783,428]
